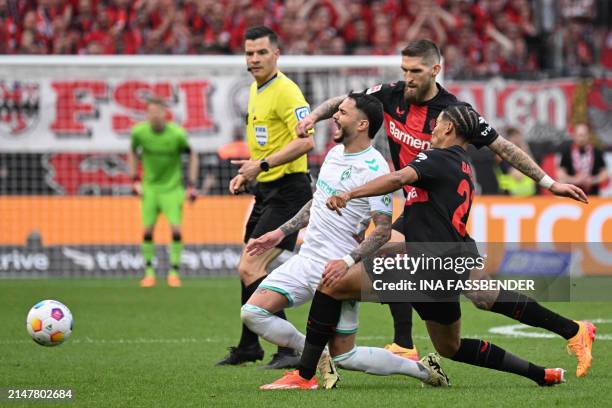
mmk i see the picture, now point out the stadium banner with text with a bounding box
[1,56,609,151]
[0,196,610,276]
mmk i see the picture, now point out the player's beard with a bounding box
[404,81,431,104]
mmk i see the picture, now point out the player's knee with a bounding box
[240,304,269,332]
[465,290,495,310]
[143,231,153,241]
[172,231,182,242]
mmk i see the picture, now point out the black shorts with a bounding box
[244,172,312,251]
[411,301,461,325]
[391,214,404,233]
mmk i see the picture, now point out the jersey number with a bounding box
[452,179,474,237]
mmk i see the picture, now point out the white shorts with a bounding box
[260,253,359,334]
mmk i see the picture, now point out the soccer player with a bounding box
[217,26,314,369]
[265,103,580,389]
[243,93,450,390]
[296,40,596,376]
[128,97,198,288]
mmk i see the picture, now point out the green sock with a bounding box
[169,240,183,276]
[142,240,155,277]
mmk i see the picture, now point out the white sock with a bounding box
[240,304,305,352]
[333,346,428,381]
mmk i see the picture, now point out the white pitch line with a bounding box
[489,319,611,340]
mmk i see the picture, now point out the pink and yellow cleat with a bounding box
[567,320,596,377]
[260,370,319,390]
[384,343,420,361]
[140,276,156,288]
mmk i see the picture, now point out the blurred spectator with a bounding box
[558,123,609,195]
[496,127,537,196]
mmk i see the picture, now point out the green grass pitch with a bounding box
[1,278,609,407]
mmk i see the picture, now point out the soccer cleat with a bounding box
[542,368,566,386]
[216,344,264,366]
[258,350,300,370]
[419,353,450,387]
[140,276,156,288]
[259,370,319,390]
[317,352,340,389]
[384,342,420,361]
[167,274,182,288]
[566,320,596,377]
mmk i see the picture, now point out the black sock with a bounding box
[298,291,342,379]
[451,338,546,385]
[238,277,266,348]
[388,302,414,348]
[490,289,579,340]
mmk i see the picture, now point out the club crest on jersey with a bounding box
[294,106,310,121]
[382,194,391,206]
[340,166,352,181]
[366,84,382,94]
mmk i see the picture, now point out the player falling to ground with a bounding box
[217,26,314,369]
[296,40,596,375]
[265,104,584,389]
[243,93,449,390]
[128,97,198,288]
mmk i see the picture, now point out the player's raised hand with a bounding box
[549,182,589,204]
[326,192,351,215]
[229,174,247,195]
[296,115,315,138]
[231,159,260,181]
[245,229,285,257]
[322,259,350,287]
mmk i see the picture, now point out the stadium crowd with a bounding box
[0,0,610,78]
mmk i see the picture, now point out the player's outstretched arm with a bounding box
[326,167,417,214]
[296,95,346,137]
[245,200,313,256]
[322,211,392,287]
[488,136,588,203]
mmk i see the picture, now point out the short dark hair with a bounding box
[146,97,167,108]
[441,103,480,141]
[401,40,441,65]
[244,26,278,47]
[348,92,384,139]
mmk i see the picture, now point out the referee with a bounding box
[217,26,314,369]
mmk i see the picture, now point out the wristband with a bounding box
[342,254,355,268]
[538,175,555,190]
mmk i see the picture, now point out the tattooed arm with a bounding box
[488,136,588,203]
[349,212,392,264]
[245,200,313,257]
[321,211,392,287]
[487,136,545,181]
[279,199,313,236]
[295,95,346,137]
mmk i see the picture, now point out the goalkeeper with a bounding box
[128,97,199,288]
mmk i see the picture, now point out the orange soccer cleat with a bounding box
[140,276,156,288]
[566,320,596,377]
[167,274,182,288]
[384,343,420,361]
[542,368,566,386]
[259,370,319,390]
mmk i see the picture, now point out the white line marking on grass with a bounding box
[489,319,611,340]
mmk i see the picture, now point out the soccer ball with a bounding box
[26,300,73,346]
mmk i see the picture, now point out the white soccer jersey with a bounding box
[299,144,392,263]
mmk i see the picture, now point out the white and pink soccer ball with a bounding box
[26,300,73,346]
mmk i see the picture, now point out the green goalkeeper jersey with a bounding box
[130,121,190,191]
